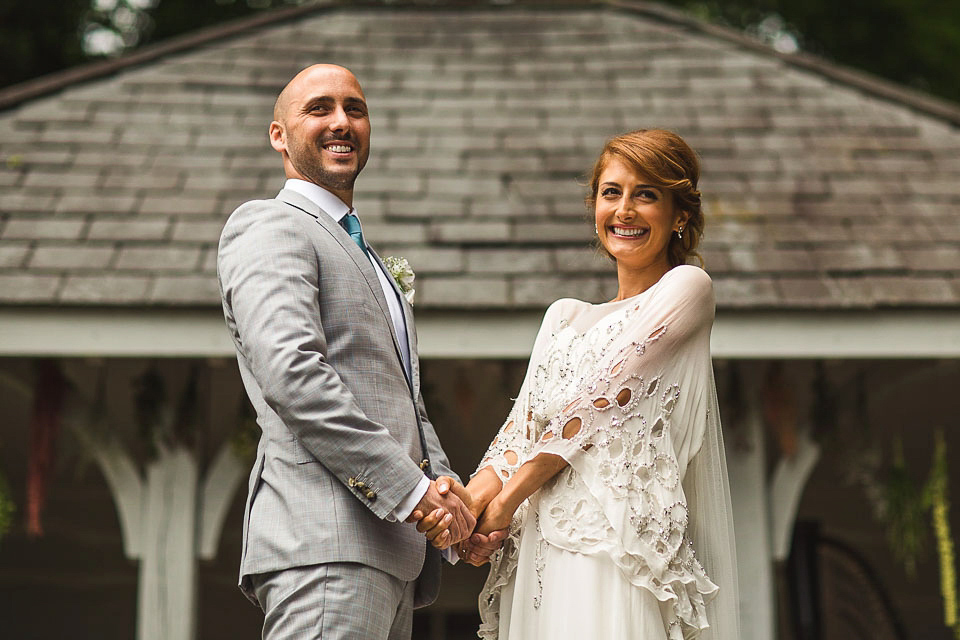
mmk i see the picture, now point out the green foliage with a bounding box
[925,429,960,635]
[1,0,959,104]
[664,0,960,102]
[881,438,929,577]
[877,429,960,637]
[142,0,300,45]
[0,0,89,89]
[0,468,14,544]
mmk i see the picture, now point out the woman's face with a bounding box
[594,157,687,274]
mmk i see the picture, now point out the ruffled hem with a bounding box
[548,535,718,638]
[531,446,718,635]
[478,510,718,640]
[477,503,528,640]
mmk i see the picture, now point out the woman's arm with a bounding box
[415,453,567,549]
[462,466,504,517]
[475,452,568,535]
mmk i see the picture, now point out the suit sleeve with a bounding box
[218,202,425,519]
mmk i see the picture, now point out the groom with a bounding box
[217,64,476,639]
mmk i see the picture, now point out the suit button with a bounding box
[348,477,357,487]
[365,490,377,501]
[355,481,367,490]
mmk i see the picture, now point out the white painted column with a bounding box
[769,431,821,562]
[1,368,248,639]
[137,446,200,640]
[727,371,777,640]
[68,411,245,640]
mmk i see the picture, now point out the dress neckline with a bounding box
[588,265,680,308]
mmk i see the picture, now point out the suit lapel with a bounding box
[369,249,419,394]
[276,190,408,381]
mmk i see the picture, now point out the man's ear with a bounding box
[268,121,285,154]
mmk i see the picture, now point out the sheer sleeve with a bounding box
[532,266,716,467]
[473,300,568,483]
[525,267,738,639]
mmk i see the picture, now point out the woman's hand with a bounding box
[458,529,509,566]
[475,496,514,536]
[462,467,503,519]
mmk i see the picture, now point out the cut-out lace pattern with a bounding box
[476,266,728,640]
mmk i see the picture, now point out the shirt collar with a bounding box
[284,179,352,222]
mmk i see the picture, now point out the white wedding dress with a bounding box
[475,265,739,640]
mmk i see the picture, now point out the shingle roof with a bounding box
[1,2,959,310]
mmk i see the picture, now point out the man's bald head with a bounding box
[273,64,362,122]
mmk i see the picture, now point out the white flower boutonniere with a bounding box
[384,256,416,305]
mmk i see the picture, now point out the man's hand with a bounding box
[458,529,508,566]
[406,477,476,548]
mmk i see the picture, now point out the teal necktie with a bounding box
[339,211,368,257]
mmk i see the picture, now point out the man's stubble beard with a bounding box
[311,165,359,193]
[290,138,366,193]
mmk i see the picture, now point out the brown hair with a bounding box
[586,129,703,268]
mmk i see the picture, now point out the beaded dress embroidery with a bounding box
[475,266,738,640]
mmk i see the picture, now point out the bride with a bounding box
[421,129,739,639]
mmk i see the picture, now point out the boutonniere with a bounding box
[384,256,416,305]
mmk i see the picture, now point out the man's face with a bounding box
[271,65,371,202]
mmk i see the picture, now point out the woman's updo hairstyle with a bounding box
[586,129,704,268]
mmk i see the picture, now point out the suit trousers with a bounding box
[250,563,416,640]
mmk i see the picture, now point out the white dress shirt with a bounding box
[283,179,429,522]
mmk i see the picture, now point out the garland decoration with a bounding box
[926,429,960,638]
[26,360,67,537]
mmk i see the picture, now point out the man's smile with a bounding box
[323,140,355,156]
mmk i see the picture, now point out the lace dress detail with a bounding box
[475,266,739,640]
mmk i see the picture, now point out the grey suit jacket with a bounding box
[218,188,458,608]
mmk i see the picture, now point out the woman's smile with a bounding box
[609,225,650,239]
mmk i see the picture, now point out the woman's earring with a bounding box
[677,226,684,240]
[595,224,599,235]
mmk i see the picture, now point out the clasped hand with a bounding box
[406,477,476,548]
[406,476,508,565]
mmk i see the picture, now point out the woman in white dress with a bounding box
[422,129,739,639]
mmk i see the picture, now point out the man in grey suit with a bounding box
[218,64,480,639]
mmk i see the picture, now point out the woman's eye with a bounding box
[600,187,620,197]
[635,189,658,200]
